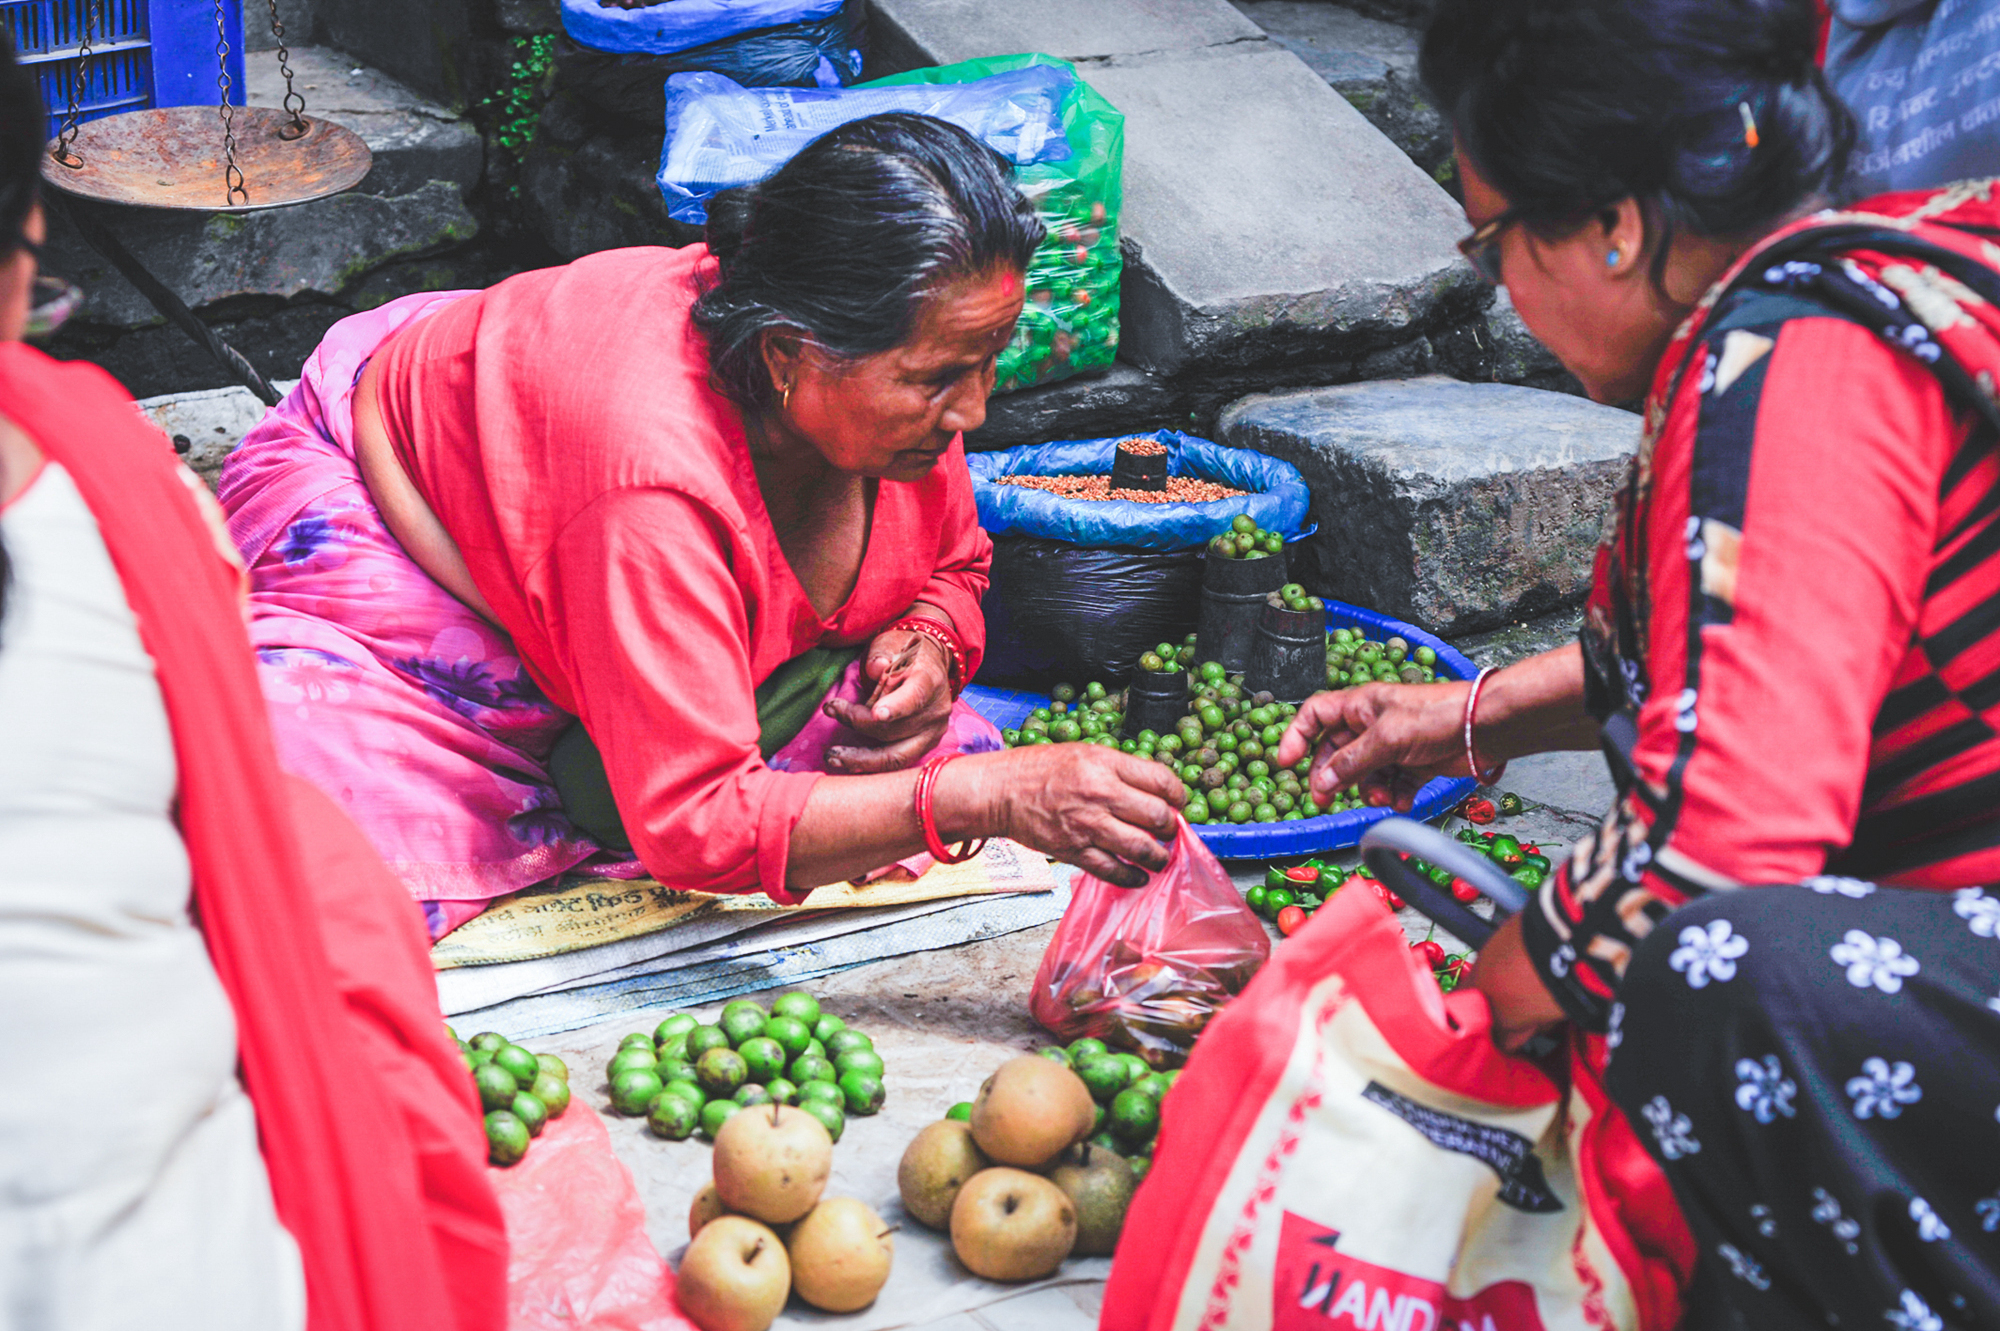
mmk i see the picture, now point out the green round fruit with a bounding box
[647,1090,699,1140]
[470,1031,508,1053]
[798,1079,844,1107]
[737,1036,787,1084]
[511,1091,549,1137]
[654,1013,698,1044]
[1132,1073,1173,1101]
[832,1047,885,1079]
[762,1015,812,1060]
[698,1098,742,1139]
[494,1044,541,1085]
[619,1032,655,1052]
[720,1007,767,1047]
[1036,1046,1071,1065]
[837,1070,885,1116]
[473,1062,519,1112]
[721,998,767,1024]
[609,1068,664,1116]
[946,1101,973,1122]
[1087,1129,1124,1156]
[655,1057,697,1087]
[811,1014,847,1043]
[823,1028,873,1059]
[803,1038,827,1060]
[1109,1087,1160,1147]
[656,1033,689,1063]
[1130,1156,1152,1183]
[530,1072,571,1117]
[1076,1057,1129,1105]
[468,1048,494,1068]
[607,1047,659,1080]
[535,1053,569,1082]
[685,1025,732,1059]
[799,1097,846,1143]
[771,991,822,1028]
[1067,1037,1109,1062]
[736,1083,773,1109]
[485,1110,530,1167]
[661,1079,706,1111]
[765,1077,798,1105]
[1116,1053,1151,1083]
[791,1054,837,1085]
[696,1047,749,1098]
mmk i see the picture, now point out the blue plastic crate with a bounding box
[5,0,242,143]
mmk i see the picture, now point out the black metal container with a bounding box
[1244,601,1326,702]
[1196,549,1287,672]
[1124,666,1190,736]
[1109,438,1168,492]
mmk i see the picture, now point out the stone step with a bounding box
[245,45,484,199]
[135,383,298,490]
[1218,376,1640,634]
[870,0,1480,379]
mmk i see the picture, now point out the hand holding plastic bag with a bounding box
[1030,819,1269,1066]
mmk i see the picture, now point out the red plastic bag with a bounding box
[490,1095,697,1331]
[1030,818,1270,1066]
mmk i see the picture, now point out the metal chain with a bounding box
[50,0,101,169]
[266,0,309,139]
[214,0,246,204]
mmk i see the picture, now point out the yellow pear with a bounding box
[676,1216,790,1331]
[786,1197,895,1312]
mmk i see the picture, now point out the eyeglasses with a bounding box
[1456,208,1522,287]
[12,235,82,341]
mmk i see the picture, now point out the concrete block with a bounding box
[1085,47,1477,376]
[134,383,299,489]
[868,0,1262,70]
[42,179,478,332]
[247,46,485,198]
[968,363,1182,450]
[519,91,699,259]
[1229,0,1448,175]
[1219,376,1638,633]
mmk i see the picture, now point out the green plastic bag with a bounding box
[865,54,1124,395]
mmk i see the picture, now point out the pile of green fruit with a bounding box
[1324,627,1441,689]
[1136,635,1199,674]
[1017,1038,1177,1180]
[1266,582,1326,614]
[453,1025,572,1168]
[1209,513,1283,560]
[605,992,883,1147]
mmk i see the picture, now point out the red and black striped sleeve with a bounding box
[1519,303,1961,1029]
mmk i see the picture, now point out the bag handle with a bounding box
[1359,817,1527,949]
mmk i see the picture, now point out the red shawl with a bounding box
[0,343,508,1330]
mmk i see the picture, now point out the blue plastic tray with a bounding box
[963,599,1478,860]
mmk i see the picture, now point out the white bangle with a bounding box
[1463,667,1506,786]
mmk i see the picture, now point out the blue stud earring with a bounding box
[1607,248,1622,268]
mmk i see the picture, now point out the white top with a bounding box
[0,461,305,1330]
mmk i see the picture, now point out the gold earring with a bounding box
[781,381,793,411]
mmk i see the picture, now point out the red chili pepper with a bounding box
[1450,878,1481,903]
[1412,939,1446,969]
[1371,882,1406,912]
[1444,956,1473,982]
[1284,865,1321,884]
[1462,798,1497,825]
[1276,904,1307,936]
[1522,844,1542,856]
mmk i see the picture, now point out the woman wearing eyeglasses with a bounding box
[1277,0,2000,1324]
[0,35,506,1329]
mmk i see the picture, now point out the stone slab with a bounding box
[967,363,1182,450]
[867,0,1263,71]
[135,383,298,489]
[519,90,699,259]
[1219,376,1639,634]
[41,179,478,332]
[247,46,485,198]
[1228,0,1448,176]
[1429,288,1584,396]
[1083,47,1477,376]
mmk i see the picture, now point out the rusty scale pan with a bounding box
[40,106,372,213]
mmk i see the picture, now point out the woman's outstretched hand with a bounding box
[822,628,956,773]
[954,745,1184,887]
[1272,680,1475,812]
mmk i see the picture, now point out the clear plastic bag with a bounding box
[1030,820,1270,1067]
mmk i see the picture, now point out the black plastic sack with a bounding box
[971,431,1310,687]
[555,0,863,125]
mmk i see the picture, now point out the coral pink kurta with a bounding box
[371,245,992,895]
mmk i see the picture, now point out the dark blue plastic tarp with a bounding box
[562,0,844,56]
[968,431,1311,550]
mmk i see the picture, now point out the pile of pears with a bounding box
[679,1103,896,1331]
[898,1055,1142,1281]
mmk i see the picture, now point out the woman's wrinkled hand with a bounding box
[822,629,956,773]
[1272,680,1473,812]
[975,744,1185,887]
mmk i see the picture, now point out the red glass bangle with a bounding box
[890,614,966,695]
[914,753,986,865]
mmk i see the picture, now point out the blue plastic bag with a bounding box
[657,64,1077,224]
[562,0,843,57]
[968,432,1311,551]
